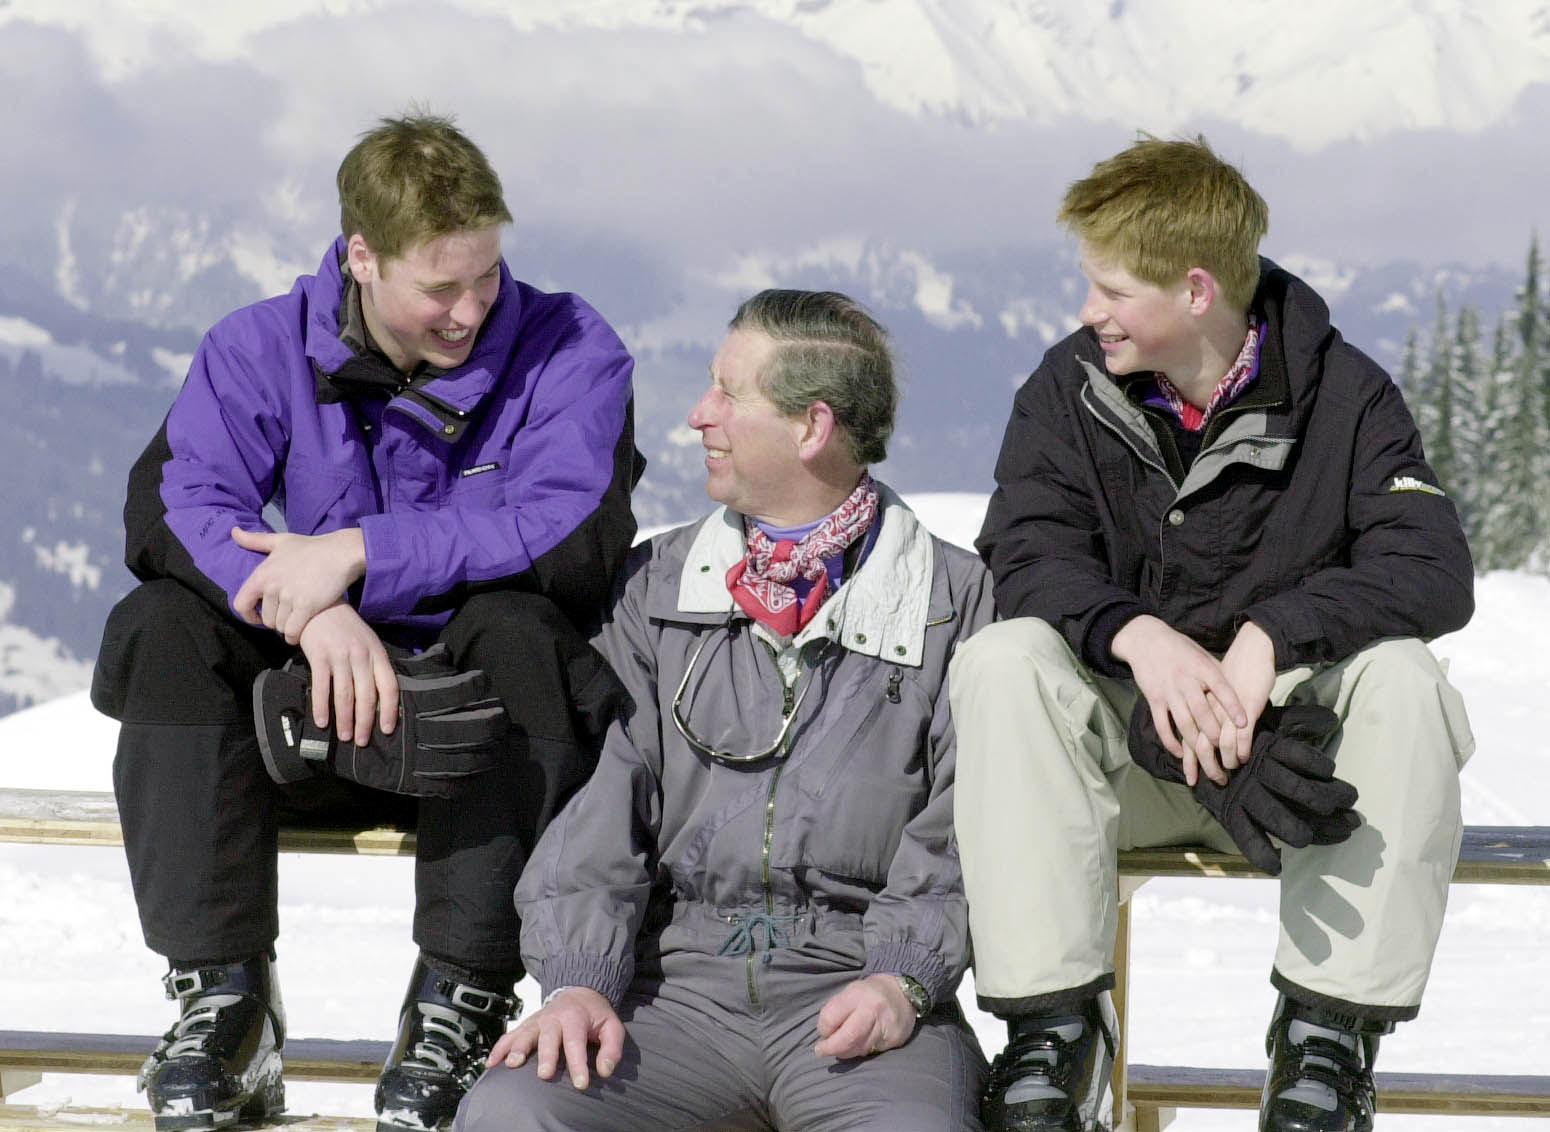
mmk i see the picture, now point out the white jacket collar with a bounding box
[676,483,936,667]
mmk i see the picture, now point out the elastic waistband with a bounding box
[661,901,864,950]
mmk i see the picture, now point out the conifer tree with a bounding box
[1415,291,1458,501]
[1475,242,1547,570]
[1448,304,1486,543]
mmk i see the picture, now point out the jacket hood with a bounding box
[1253,256,1340,424]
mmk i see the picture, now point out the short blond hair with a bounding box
[1058,135,1269,312]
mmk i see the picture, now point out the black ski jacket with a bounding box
[977,260,1474,675]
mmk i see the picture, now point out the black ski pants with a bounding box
[91,578,612,975]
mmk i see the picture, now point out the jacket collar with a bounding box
[301,236,524,441]
[666,483,939,668]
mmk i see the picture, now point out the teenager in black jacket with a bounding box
[954,136,1474,1132]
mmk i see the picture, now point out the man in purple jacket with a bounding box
[90,113,643,1132]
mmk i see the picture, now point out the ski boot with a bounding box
[374,957,521,1132]
[138,953,285,1130]
[981,994,1118,1131]
[1260,995,1388,1132]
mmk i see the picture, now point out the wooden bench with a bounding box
[4,789,1548,1129]
[1110,826,1550,1130]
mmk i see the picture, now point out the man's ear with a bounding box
[1184,266,1218,316]
[345,234,379,285]
[795,400,838,462]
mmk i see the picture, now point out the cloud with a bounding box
[3,2,1546,326]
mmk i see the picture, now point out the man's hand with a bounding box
[296,604,398,744]
[232,527,368,644]
[1215,620,1277,770]
[812,974,917,1060]
[1111,614,1247,786]
[487,987,625,1090]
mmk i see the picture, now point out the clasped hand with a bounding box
[1111,615,1276,786]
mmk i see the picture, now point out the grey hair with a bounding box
[728,289,897,467]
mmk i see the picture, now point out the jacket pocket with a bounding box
[281,456,359,535]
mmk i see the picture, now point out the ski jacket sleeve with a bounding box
[976,352,1149,673]
[122,309,293,619]
[1240,356,1475,667]
[856,546,997,1008]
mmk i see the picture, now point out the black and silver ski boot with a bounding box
[1260,995,1388,1132]
[981,994,1118,1131]
[374,957,521,1132]
[138,954,285,1130]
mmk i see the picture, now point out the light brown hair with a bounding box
[337,112,512,261]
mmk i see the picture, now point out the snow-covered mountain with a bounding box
[10,0,1550,149]
[1,0,1544,713]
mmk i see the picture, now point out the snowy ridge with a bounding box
[5,0,1550,147]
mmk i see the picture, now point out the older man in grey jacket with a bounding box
[454,290,994,1131]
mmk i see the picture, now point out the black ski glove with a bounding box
[1127,702,1361,875]
[254,643,509,798]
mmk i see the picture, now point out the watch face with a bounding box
[897,975,929,1015]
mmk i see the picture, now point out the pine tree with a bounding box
[1449,304,1486,541]
[1415,291,1459,501]
[1475,242,1547,570]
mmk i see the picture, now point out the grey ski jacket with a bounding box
[516,486,995,1012]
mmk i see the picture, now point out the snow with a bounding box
[2,493,1547,1128]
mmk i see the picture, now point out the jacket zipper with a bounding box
[747,648,798,1006]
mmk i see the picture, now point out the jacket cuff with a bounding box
[531,952,634,1009]
[1240,600,1324,669]
[1083,601,1150,677]
[860,942,951,1009]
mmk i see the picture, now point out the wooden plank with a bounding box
[1109,900,1132,1129]
[6,789,1543,878]
[1117,825,1550,885]
[0,1034,390,1086]
[0,1103,375,1130]
[0,790,416,858]
[1128,1063,1550,1117]
[0,1074,40,1104]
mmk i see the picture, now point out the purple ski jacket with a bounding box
[123,238,643,646]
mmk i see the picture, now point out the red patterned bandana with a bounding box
[726,474,881,637]
[1152,317,1265,432]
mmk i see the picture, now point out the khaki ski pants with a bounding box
[951,619,1474,1017]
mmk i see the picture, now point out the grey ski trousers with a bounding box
[456,949,987,1131]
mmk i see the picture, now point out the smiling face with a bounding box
[686,328,812,525]
[347,226,503,373]
[1076,240,1197,380]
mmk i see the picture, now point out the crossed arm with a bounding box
[230,526,400,744]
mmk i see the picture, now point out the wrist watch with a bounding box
[894,974,930,1018]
